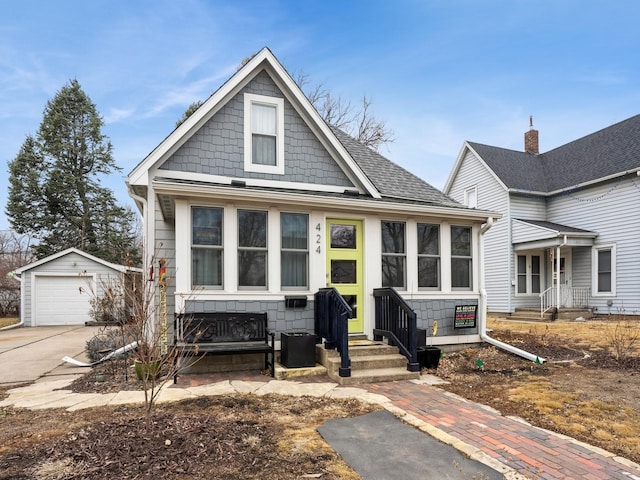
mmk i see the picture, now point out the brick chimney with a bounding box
[524,115,539,154]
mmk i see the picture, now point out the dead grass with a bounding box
[481,317,640,462]
[0,317,19,329]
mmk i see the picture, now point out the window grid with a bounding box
[281,213,309,289]
[417,223,440,289]
[381,221,406,289]
[191,206,223,288]
[238,210,268,288]
[451,226,472,289]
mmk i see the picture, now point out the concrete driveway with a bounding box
[0,325,101,386]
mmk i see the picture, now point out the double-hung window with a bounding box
[381,221,406,288]
[281,213,308,288]
[244,93,284,174]
[191,207,223,287]
[451,226,472,289]
[593,245,615,295]
[417,223,440,289]
[516,254,541,294]
[238,210,268,288]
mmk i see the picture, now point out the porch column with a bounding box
[555,246,561,310]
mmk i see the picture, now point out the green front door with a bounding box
[326,219,364,334]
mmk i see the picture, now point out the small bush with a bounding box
[605,315,640,361]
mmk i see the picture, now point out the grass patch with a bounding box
[0,317,19,328]
[508,377,640,450]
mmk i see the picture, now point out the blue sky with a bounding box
[2,0,639,231]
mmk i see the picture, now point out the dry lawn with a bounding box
[437,316,640,463]
[0,317,19,329]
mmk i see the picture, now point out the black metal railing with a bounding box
[373,287,420,372]
[314,288,351,377]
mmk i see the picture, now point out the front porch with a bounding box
[511,219,598,318]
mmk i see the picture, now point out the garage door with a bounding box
[34,275,94,326]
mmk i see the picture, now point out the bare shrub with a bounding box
[605,313,640,361]
[84,252,203,415]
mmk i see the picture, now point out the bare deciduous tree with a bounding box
[295,71,395,151]
[0,231,34,317]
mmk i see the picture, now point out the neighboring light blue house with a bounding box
[444,116,640,317]
[127,47,497,363]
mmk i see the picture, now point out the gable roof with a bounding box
[128,47,380,199]
[459,114,640,194]
[13,248,141,275]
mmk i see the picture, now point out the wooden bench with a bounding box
[173,312,275,383]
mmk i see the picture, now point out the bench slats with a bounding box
[174,312,275,382]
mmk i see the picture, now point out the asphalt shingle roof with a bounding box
[514,219,596,235]
[470,114,640,193]
[331,126,462,207]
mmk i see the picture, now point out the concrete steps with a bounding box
[317,342,420,385]
[507,308,592,322]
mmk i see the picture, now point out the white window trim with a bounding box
[244,93,285,175]
[280,211,310,291]
[381,220,407,290]
[417,222,441,291]
[450,225,473,291]
[464,186,478,208]
[515,253,543,296]
[592,244,616,296]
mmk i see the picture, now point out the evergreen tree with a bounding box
[6,79,140,265]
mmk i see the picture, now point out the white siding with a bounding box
[510,194,546,220]
[512,221,556,244]
[548,178,640,313]
[447,149,512,313]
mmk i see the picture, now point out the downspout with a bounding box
[478,217,546,363]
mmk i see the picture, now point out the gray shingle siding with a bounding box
[184,299,314,340]
[160,70,353,187]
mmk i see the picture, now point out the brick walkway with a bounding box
[367,380,640,480]
[173,371,640,479]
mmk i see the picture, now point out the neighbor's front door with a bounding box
[326,219,364,334]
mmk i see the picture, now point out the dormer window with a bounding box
[244,93,284,174]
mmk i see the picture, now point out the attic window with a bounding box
[464,186,478,208]
[244,93,284,174]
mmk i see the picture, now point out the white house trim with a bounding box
[13,247,137,275]
[243,93,285,175]
[153,180,497,221]
[154,170,364,194]
[129,47,381,199]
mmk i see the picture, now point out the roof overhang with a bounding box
[13,247,143,275]
[152,178,500,222]
[512,219,597,251]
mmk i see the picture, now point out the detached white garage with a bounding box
[13,248,139,327]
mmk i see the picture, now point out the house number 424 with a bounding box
[316,223,321,253]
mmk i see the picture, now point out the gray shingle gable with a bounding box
[470,114,640,193]
[331,126,462,207]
